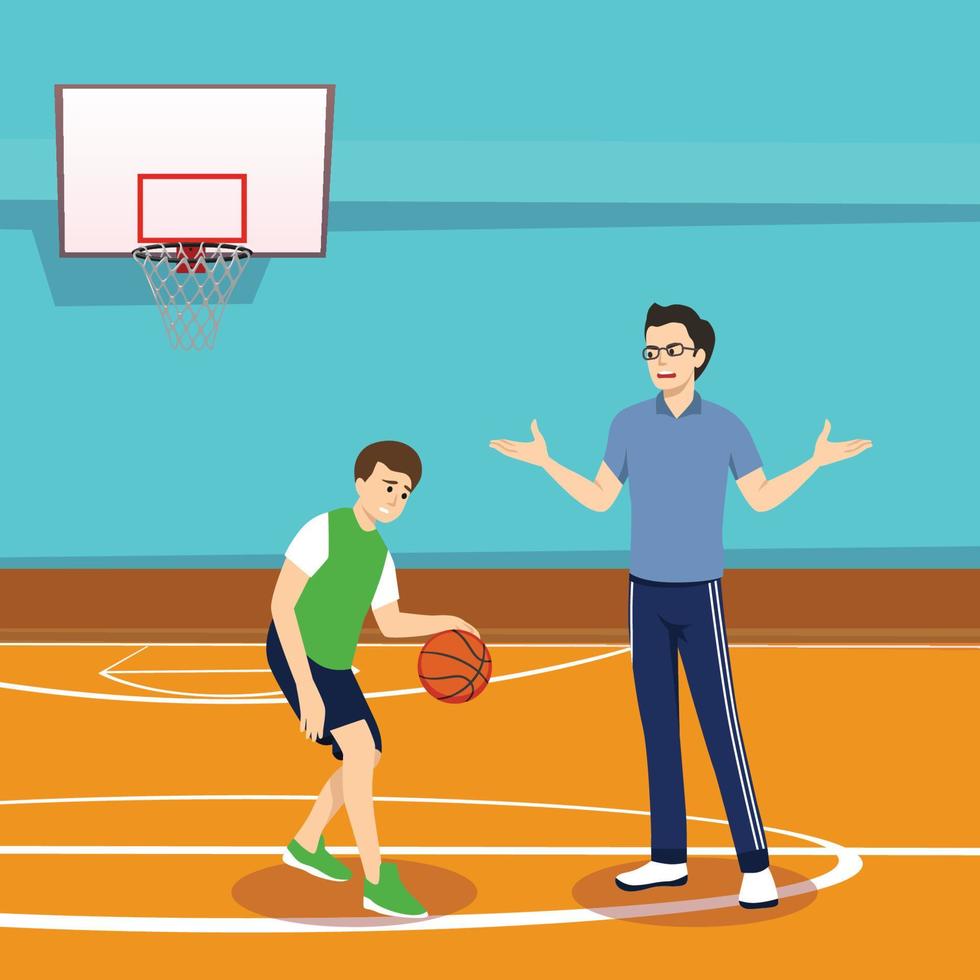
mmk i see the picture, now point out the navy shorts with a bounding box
[266,621,382,761]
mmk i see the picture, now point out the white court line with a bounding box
[112,669,271,674]
[0,794,862,933]
[0,641,974,650]
[99,649,280,698]
[0,647,630,704]
[106,666,359,677]
[98,674,281,699]
[368,647,629,699]
[736,644,980,650]
[0,642,628,648]
[0,845,973,856]
[99,670,284,704]
[843,848,980,856]
[1,641,971,704]
[99,646,606,699]
[0,794,647,814]
[95,645,271,699]
[0,683,285,705]
[99,646,148,673]
[0,794,967,854]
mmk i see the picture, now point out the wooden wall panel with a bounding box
[0,568,977,643]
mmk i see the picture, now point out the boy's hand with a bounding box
[447,617,481,640]
[490,419,550,468]
[297,681,326,741]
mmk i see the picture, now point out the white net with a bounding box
[132,243,252,351]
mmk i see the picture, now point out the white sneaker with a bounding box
[739,868,779,909]
[615,860,688,891]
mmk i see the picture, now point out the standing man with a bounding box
[490,302,871,909]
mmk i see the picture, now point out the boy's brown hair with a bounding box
[355,441,423,490]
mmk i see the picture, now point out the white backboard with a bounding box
[56,85,335,257]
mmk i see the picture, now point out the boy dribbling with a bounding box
[267,440,478,918]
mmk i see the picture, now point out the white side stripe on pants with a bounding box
[708,581,763,851]
[628,580,634,664]
[712,580,765,846]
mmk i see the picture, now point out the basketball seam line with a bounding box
[417,670,475,701]
[440,681,473,702]
[452,630,489,673]
[419,650,491,683]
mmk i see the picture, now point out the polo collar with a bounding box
[656,391,702,418]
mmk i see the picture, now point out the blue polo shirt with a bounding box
[603,391,763,583]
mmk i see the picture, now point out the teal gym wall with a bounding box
[0,1,976,567]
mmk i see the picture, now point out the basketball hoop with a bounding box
[132,242,252,351]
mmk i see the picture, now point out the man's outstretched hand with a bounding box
[490,419,550,467]
[812,420,872,467]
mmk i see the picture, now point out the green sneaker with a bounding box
[282,838,352,882]
[363,863,428,918]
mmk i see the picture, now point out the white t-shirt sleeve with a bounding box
[371,552,399,610]
[285,513,397,608]
[284,513,330,576]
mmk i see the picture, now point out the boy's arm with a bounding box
[373,602,479,639]
[490,419,623,512]
[271,559,326,740]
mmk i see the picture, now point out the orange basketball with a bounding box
[418,630,492,703]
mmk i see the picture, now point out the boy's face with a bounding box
[355,461,413,524]
[644,322,706,391]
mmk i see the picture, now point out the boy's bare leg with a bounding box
[293,749,381,852]
[293,767,343,852]
[332,720,382,884]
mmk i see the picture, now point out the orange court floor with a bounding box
[0,638,976,976]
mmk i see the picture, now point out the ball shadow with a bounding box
[232,860,477,928]
[572,858,818,927]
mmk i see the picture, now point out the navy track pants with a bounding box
[629,574,769,874]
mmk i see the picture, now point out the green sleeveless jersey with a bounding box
[294,508,389,670]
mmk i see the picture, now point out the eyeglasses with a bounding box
[642,344,696,360]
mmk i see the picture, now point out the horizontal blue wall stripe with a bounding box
[1,548,977,570]
[8,139,980,205]
[331,202,980,232]
[329,141,980,205]
[11,200,980,241]
[5,199,980,309]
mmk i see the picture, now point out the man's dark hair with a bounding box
[645,303,715,380]
[355,441,423,490]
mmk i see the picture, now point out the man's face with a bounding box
[355,461,413,524]
[644,322,706,391]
